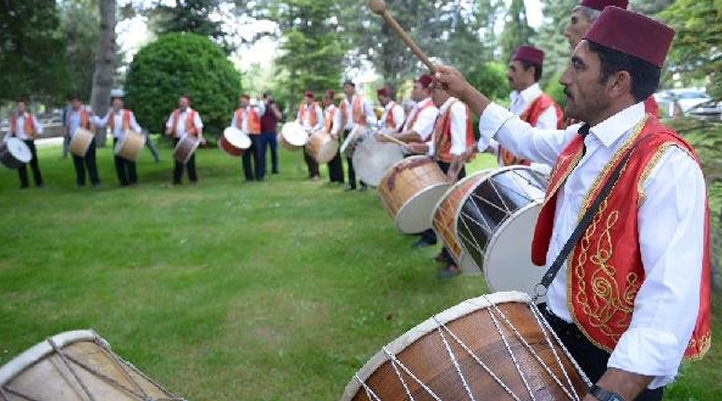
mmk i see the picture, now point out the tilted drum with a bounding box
[306,129,340,164]
[114,130,145,162]
[0,137,32,169]
[0,330,184,401]
[219,126,250,157]
[280,121,309,150]
[352,136,404,188]
[340,125,370,158]
[69,128,95,157]
[377,156,450,234]
[173,135,201,164]
[342,291,590,401]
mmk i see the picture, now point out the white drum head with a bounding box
[353,137,404,187]
[5,137,32,163]
[315,137,340,164]
[282,122,308,147]
[395,183,451,234]
[224,127,251,149]
[484,203,546,299]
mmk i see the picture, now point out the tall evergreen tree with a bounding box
[151,0,228,51]
[534,0,577,86]
[499,0,535,64]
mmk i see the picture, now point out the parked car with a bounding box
[687,100,722,121]
[654,89,712,118]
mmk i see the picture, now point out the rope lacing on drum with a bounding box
[48,338,98,401]
[355,374,383,401]
[434,320,475,401]
[386,350,417,401]
[382,346,443,401]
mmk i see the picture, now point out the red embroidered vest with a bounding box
[404,99,435,133]
[431,100,475,163]
[499,93,563,166]
[11,113,37,138]
[531,116,711,359]
[109,110,131,132]
[297,103,319,129]
[384,102,398,130]
[324,106,337,132]
[171,109,198,137]
[236,108,261,135]
[643,96,660,118]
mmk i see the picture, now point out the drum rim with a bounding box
[281,122,309,146]
[341,291,531,401]
[0,329,106,385]
[224,127,252,149]
[394,182,451,234]
[3,137,32,163]
[218,135,243,157]
[114,131,146,159]
[352,138,404,187]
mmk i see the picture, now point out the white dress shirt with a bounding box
[326,105,342,135]
[510,83,559,130]
[7,113,43,140]
[342,95,377,130]
[477,101,706,388]
[165,108,204,139]
[380,101,405,131]
[231,104,266,133]
[91,109,142,139]
[296,103,324,132]
[402,97,439,141]
[66,107,91,137]
[427,97,468,158]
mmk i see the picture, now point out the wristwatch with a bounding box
[589,385,626,401]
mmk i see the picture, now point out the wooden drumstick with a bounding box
[368,0,436,72]
[380,132,408,147]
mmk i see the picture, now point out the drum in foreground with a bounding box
[342,291,590,401]
[219,126,250,157]
[281,121,308,149]
[378,156,450,234]
[69,128,95,157]
[352,136,404,187]
[114,130,145,162]
[173,135,201,164]
[0,330,184,401]
[431,170,493,274]
[0,137,32,169]
[306,129,340,164]
[340,125,369,158]
[457,166,547,296]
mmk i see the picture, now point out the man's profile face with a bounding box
[179,97,190,110]
[507,60,534,92]
[16,101,27,113]
[343,84,355,97]
[112,98,124,110]
[564,9,594,50]
[240,97,249,108]
[560,41,609,122]
[71,99,82,110]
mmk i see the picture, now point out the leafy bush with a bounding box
[466,62,510,105]
[544,69,566,112]
[124,33,242,138]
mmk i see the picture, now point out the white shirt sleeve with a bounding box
[414,108,438,141]
[257,103,266,117]
[332,110,342,135]
[449,102,468,156]
[314,106,324,131]
[129,112,142,133]
[393,105,405,131]
[194,112,203,131]
[32,116,43,135]
[231,111,237,128]
[91,112,110,128]
[478,102,573,165]
[607,147,706,389]
[536,105,560,130]
[166,113,174,130]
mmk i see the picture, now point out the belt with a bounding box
[541,305,590,344]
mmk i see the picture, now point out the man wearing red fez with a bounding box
[340,79,377,191]
[165,94,205,185]
[232,94,266,182]
[380,74,439,146]
[296,90,324,181]
[323,90,344,184]
[565,0,659,118]
[436,7,710,401]
[494,45,563,169]
[377,87,405,132]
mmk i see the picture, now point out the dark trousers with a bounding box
[242,135,263,181]
[261,130,278,174]
[542,306,664,401]
[72,139,100,186]
[327,147,344,183]
[172,138,197,184]
[113,138,137,186]
[423,161,467,265]
[343,129,365,188]
[18,140,43,188]
[304,149,320,178]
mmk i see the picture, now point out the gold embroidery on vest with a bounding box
[636,143,695,206]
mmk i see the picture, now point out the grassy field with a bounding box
[0,140,720,400]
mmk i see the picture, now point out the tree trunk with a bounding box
[90,0,116,147]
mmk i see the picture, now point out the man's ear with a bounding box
[607,70,633,100]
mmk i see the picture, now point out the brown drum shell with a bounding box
[219,134,244,157]
[114,131,145,162]
[306,130,339,164]
[173,135,200,164]
[378,156,448,220]
[278,133,301,151]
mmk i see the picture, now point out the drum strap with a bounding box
[535,130,653,297]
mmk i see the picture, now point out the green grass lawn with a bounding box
[0,140,720,400]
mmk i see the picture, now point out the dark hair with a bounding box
[69,94,81,101]
[519,60,542,82]
[16,97,28,104]
[587,41,660,103]
[343,80,355,88]
[180,94,192,103]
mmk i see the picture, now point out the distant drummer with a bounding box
[165,95,204,185]
[91,89,143,187]
[323,90,344,185]
[376,87,405,132]
[378,74,439,145]
[406,82,476,279]
[340,79,377,192]
[66,94,101,188]
[5,98,44,189]
[296,91,324,181]
[232,94,265,182]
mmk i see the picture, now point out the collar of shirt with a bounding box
[438,97,457,114]
[588,102,645,148]
[384,102,395,111]
[179,107,193,115]
[325,105,336,112]
[510,83,542,105]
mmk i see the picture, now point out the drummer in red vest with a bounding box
[91,89,143,187]
[564,0,660,118]
[377,87,405,132]
[379,75,439,145]
[406,84,475,279]
[66,94,100,188]
[436,7,710,400]
[232,94,266,182]
[340,80,377,191]
[491,46,563,171]
[6,98,44,189]
[296,91,324,181]
[324,90,345,184]
[165,95,204,185]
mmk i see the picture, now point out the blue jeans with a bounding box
[260,130,278,174]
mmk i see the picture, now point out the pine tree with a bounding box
[499,0,536,64]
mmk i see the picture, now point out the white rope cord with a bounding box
[467,191,512,216]
[381,347,443,401]
[355,374,383,401]
[434,318,523,401]
[433,321,476,401]
[387,353,417,401]
[488,179,513,213]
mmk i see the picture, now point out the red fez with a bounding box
[416,74,433,88]
[326,90,334,98]
[584,6,674,68]
[513,46,545,66]
[305,91,314,98]
[240,94,250,99]
[579,0,628,12]
[377,87,390,97]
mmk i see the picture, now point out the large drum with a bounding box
[173,134,201,164]
[114,130,145,162]
[456,166,548,296]
[378,156,450,234]
[0,137,32,169]
[219,126,251,157]
[69,128,95,157]
[306,129,340,164]
[431,170,493,274]
[340,125,370,158]
[342,291,590,401]
[280,121,309,150]
[0,330,184,401]
[352,136,404,187]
